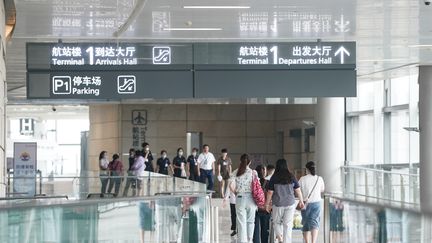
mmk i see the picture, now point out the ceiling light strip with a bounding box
[163,28,223,31]
[408,44,432,48]
[183,6,250,9]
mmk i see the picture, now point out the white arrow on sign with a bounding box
[334,46,350,64]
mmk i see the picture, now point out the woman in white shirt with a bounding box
[298,161,325,243]
[229,154,257,243]
[99,151,110,195]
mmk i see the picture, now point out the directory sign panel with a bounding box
[27,43,193,70]
[13,142,37,197]
[194,42,356,69]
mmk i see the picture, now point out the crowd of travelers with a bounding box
[99,142,325,243]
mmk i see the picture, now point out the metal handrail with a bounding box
[0,195,69,201]
[342,165,419,177]
[0,192,210,210]
[6,171,207,200]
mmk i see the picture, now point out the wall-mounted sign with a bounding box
[27,43,193,71]
[13,142,37,197]
[131,110,148,147]
[19,118,35,136]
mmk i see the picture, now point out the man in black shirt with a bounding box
[173,148,187,178]
[141,142,154,172]
[187,148,200,182]
[156,150,172,175]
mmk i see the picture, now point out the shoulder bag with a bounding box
[251,171,266,208]
[297,176,319,210]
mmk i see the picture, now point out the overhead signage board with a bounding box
[26,41,356,100]
[13,142,37,197]
[27,43,193,70]
[27,71,194,99]
[193,42,356,70]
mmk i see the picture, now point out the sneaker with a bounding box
[230,231,237,237]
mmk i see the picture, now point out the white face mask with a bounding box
[145,147,150,152]
[192,152,197,157]
[179,152,184,156]
[162,154,167,159]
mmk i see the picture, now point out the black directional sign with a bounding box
[27,43,193,70]
[26,42,356,100]
[193,42,356,69]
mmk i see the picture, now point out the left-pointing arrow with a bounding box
[334,46,350,64]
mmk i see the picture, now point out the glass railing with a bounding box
[0,193,211,243]
[342,165,420,206]
[6,171,207,199]
[323,194,431,243]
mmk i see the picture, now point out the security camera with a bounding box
[52,106,57,112]
[425,0,431,5]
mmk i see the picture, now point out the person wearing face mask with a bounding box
[141,142,154,172]
[173,147,187,178]
[187,148,200,182]
[156,150,172,175]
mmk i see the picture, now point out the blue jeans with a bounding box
[253,210,271,243]
[100,174,109,194]
[236,193,257,243]
[200,169,214,191]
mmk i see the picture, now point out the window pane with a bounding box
[347,81,381,112]
[390,110,409,164]
[390,76,410,106]
[349,114,374,165]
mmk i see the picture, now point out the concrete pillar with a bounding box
[315,98,345,193]
[87,104,122,174]
[419,66,432,213]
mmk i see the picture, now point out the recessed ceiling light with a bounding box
[183,6,251,9]
[358,58,406,62]
[163,27,223,31]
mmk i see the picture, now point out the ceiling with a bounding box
[7,105,89,120]
[5,0,432,102]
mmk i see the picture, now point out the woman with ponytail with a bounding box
[299,161,325,243]
[229,154,258,243]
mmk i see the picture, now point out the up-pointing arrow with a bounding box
[334,46,350,64]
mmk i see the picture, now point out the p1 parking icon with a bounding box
[52,76,72,94]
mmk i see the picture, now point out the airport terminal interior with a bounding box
[0,0,432,242]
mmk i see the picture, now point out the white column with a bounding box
[315,98,345,193]
[419,66,432,213]
[0,1,6,197]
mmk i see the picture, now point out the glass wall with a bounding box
[346,68,419,167]
[6,106,89,176]
[326,196,426,243]
[345,67,420,204]
[0,194,210,243]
